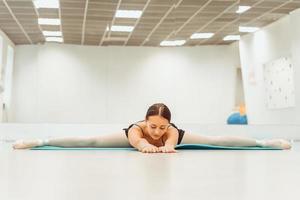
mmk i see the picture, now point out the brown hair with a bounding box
[145,103,171,122]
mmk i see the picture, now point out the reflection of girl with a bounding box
[13,103,291,153]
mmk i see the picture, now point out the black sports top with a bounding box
[123,120,185,145]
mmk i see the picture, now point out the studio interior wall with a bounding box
[11,43,240,124]
[239,8,300,125]
[0,30,15,123]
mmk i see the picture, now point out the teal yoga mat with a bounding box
[31,144,282,150]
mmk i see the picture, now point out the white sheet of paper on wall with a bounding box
[263,57,295,109]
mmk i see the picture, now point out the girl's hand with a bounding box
[13,139,42,149]
[159,145,178,153]
[141,145,160,153]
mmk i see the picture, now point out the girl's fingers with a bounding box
[171,149,178,153]
[141,146,178,153]
[167,148,177,153]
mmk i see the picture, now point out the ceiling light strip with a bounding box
[33,0,59,9]
[45,37,63,42]
[160,40,186,46]
[81,0,89,45]
[3,0,33,44]
[190,33,214,39]
[115,10,142,18]
[123,0,151,46]
[223,35,240,41]
[43,31,62,36]
[239,26,259,32]
[236,6,251,14]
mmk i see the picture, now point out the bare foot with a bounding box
[13,139,41,149]
[265,139,292,150]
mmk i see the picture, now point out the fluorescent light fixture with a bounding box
[38,18,61,25]
[42,31,62,36]
[236,6,251,14]
[33,0,59,8]
[190,33,214,39]
[110,25,134,32]
[239,26,259,33]
[115,10,143,18]
[223,35,241,41]
[160,40,186,46]
[45,37,63,42]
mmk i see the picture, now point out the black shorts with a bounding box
[123,122,185,145]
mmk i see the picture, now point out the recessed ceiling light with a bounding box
[45,37,63,42]
[160,40,186,46]
[33,0,59,9]
[115,10,143,18]
[110,25,134,32]
[38,18,61,25]
[223,35,241,41]
[236,6,251,14]
[239,26,259,33]
[42,31,62,36]
[190,33,214,39]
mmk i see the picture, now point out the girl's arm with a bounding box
[159,127,178,153]
[127,126,159,153]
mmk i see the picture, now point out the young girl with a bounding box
[13,103,291,153]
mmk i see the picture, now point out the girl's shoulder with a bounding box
[130,120,147,134]
[134,120,146,127]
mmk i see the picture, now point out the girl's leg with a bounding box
[13,133,132,149]
[181,133,291,149]
[181,133,257,146]
[46,132,132,148]
[92,133,132,148]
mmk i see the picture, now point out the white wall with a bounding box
[11,43,240,124]
[290,9,300,124]
[239,8,300,125]
[235,68,245,107]
[0,30,15,122]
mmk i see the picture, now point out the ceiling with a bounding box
[0,0,299,46]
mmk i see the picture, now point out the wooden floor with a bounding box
[1,142,300,200]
